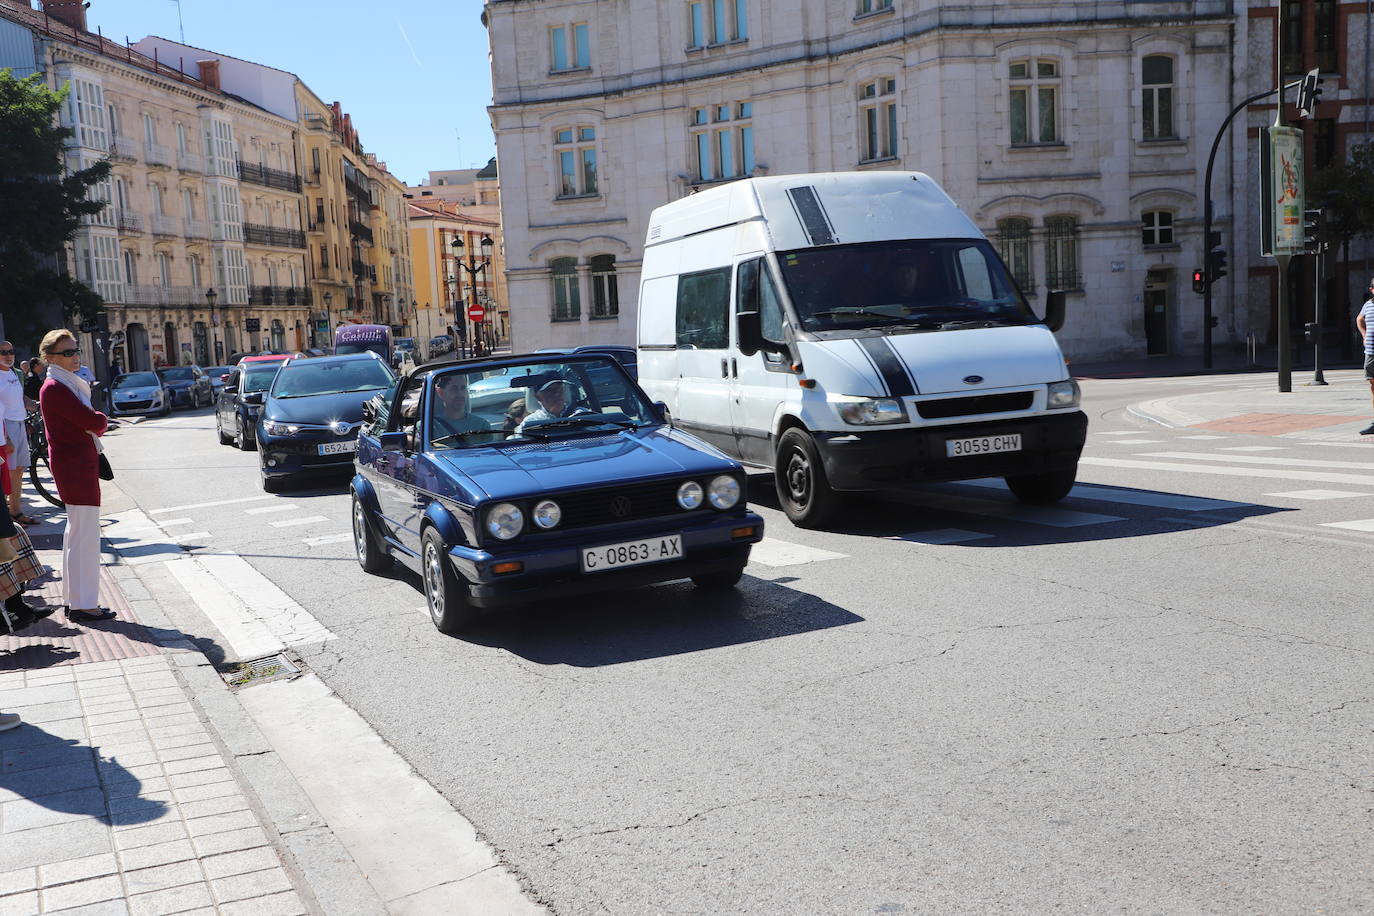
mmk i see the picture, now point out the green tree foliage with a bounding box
[1309,143,1374,246]
[0,68,110,339]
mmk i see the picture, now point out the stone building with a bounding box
[407,201,504,351]
[484,0,1243,361]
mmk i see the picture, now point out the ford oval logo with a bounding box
[609,496,632,518]
[963,375,984,385]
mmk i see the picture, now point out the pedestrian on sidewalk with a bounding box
[1358,280,1374,436]
[23,357,46,402]
[0,341,37,526]
[37,329,115,623]
[0,457,52,634]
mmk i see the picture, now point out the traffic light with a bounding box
[1192,268,1206,294]
[1303,208,1325,253]
[1297,68,1324,119]
[1208,246,1228,283]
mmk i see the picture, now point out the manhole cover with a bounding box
[222,653,299,689]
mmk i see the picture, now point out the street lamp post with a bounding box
[205,288,219,364]
[451,234,494,358]
[323,292,334,346]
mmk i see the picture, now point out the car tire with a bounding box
[691,567,744,589]
[775,428,841,529]
[235,418,256,452]
[422,528,477,634]
[1005,465,1077,504]
[216,415,232,445]
[352,490,391,573]
[159,402,172,417]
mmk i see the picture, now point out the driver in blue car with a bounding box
[430,372,489,442]
[514,376,591,435]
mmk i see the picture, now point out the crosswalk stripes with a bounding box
[1101,438,1164,444]
[748,539,847,567]
[1176,435,1228,440]
[303,533,354,547]
[1080,456,1374,487]
[1219,446,1287,451]
[1264,489,1368,500]
[269,515,331,529]
[245,504,300,515]
[957,478,1250,512]
[1142,451,1374,471]
[1320,519,1374,532]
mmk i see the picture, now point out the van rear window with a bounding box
[675,267,731,349]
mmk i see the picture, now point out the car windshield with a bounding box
[776,239,1037,332]
[422,358,656,449]
[208,366,234,379]
[241,366,280,392]
[271,359,394,398]
[113,372,158,389]
[158,367,195,382]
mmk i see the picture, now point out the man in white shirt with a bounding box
[1356,279,1374,436]
[0,342,32,521]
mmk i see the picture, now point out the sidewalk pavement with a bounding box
[0,480,543,914]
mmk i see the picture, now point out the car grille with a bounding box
[118,400,152,410]
[915,391,1034,420]
[552,480,698,530]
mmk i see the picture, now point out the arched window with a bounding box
[550,257,581,320]
[1141,56,1175,140]
[1044,215,1080,290]
[590,255,619,318]
[1141,210,1173,246]
[995,218,1033,291]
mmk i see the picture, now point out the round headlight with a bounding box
[677,480,704,510]
[486,502,524,540]
[532,499,561,529]
[708,475,741,509]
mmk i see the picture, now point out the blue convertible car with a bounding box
[350,354,765,632]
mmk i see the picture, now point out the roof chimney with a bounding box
[197,59,220,91]
[43,0,88,32]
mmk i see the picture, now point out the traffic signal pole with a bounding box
[1201,79,1302,369]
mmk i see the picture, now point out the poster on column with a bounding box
[1259,125,1304,257]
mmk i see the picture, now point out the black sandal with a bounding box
[67,607,117,622]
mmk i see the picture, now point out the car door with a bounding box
[217,368,240,427]
[373,379,424,555]
[731,256,794,466]
[672,265,737,454]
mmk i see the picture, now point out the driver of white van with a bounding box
[514,377,590,435]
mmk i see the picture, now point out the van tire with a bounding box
[775,428,841,528]
[1005,465,1077,504]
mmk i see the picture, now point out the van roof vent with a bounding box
[785,186,837,246]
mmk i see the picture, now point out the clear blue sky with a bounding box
[86,0,496,185]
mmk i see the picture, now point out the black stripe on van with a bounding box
[856,337,917,398]
[785,186,837,246]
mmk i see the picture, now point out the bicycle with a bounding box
[24,411,63,509]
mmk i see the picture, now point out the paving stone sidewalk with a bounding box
[0,518,313,915]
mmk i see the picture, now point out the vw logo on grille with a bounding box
[963,375,984,385]
[330,421,351,436]
[609,495,632,518]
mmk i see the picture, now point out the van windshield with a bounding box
[775,240,1038,333]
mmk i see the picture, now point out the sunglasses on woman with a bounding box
[47,348,81,358]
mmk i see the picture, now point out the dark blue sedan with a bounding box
[350,354,765,632]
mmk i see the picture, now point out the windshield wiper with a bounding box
[519,415,636,437]
[811,307,905,322]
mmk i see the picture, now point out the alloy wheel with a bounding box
[353,499,368,564]
[424,541,444,624]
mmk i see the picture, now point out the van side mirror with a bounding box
[737,310,787,358]
[1042,290,1067,332]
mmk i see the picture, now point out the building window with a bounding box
[1141,56,1175,140]
[859,78,898,162]
[1281,0,1304,76]
[122,250,137,286]
[143,113,157,149]
[1315,0,1337,73]
[551,257,581,320]
[554,126,598,198]
[319,245,329,269]
[189,254,202,290]
[550,23,591,71]
[175,122,188,154]
[156,252,171,286]
[1313,118,1336,168]
[687,0,746,48]
[857,0,892,13]
[71,79,107,151]
[1044,215,1080,290]
[590,254,619,318]
[995,217,1033,291]
[1009,58,1059,145]
[1141,210,1173,246]
[692,102,754,182]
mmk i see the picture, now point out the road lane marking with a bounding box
[1219,446,1287,451]
[151,495,274,514]
[1177,435,1229,440]
[303,533,354,547]
[1264,489,1368,500]
[1320,518,1374,532]
[269,516,331,528]
[165,558,284,660]
[748,539,847,567]
[888,529,992,545]
[1103,439,1163,444]
[1095,431,1143,436]
[958,478,1250,512]
[245,504,299,515]
[1081,456,1374,486]
[1142,451,1374,471]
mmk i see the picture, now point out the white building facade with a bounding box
[486,0,1245,362]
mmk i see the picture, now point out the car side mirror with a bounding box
[243,392,264,405]
[653,401,671,426]
[223,385,237,394]
[1042,290,1067,332]
[736,310,788,358]
[379,431,408,452]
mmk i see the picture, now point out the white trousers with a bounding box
[62,504,102,609]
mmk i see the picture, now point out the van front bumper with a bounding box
[812,410,1088,490]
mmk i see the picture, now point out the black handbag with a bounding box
[97,453,114,481]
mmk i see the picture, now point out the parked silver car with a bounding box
[109,371,172,417]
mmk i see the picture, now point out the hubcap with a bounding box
[353,499,367,562]
[785,449,810,507]
[424,542,444,622]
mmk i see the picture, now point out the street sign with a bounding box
[1259,126,1305,257]
[467,303,486,322]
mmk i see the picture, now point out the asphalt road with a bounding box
[99,373,1373,914]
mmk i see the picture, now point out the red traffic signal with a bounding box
[1192,268,1206,294]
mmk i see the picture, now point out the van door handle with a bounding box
[721,359,729,378]
[731,358,738,377]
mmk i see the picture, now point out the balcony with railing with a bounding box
[184,219,210,240]
[177,150,204,173]
[348,220,374,244]
[246,286,313,308]
[123,285,198,306]
[211,221,243,242]
[151,214,179,237]
[109,135,137,162]
[116,210,143,233]
[144,142,173,168]
[242,224,306,249]
[238,161,302,193]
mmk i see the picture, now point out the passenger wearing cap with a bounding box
[514,374,589,435]
[430,372,489,443]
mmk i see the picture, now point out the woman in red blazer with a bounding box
[37,329,114,621]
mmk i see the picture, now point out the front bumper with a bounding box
[259,432,359,478]
[813,410,1088,490]
[167,387,195,407]
[111,398,165,415]
[444,510,765,609]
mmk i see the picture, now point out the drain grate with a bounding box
[221,653,299,689]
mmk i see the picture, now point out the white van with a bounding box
[636,171,1087,528]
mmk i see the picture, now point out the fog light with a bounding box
[266,458,277,467]
[492,561,523,575]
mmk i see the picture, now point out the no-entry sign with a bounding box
[467,303,486,322]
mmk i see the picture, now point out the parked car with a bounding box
[393,337,418,369]
[109,371,172,417]
[215,356,291,450]
[205,365,236,397]
[156,365,213,409]
[427,335,455,359]
[256,353,396,492]
[350,353,764,633]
